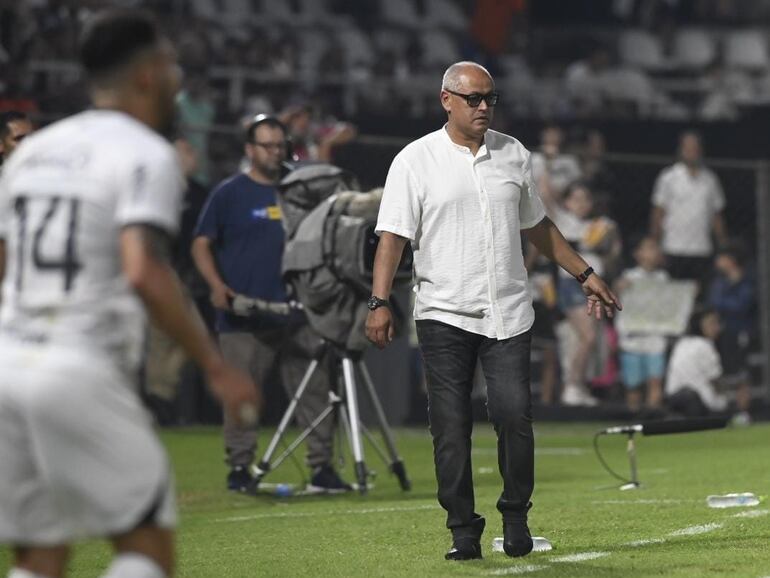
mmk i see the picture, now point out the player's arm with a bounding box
[121,225,260,420]
[524,216,621,318]
[713,211,727,248]
[0,239,5,286]
[365,232,408,349]
[191,235,234,310]
[650,206,664,242]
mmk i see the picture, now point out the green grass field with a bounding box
[2,423,769,577]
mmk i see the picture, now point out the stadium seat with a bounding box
[424,0,467,31]
[421,29,461,69]
[618,29,669,71]
[381,0,421,28]
[723,30,769,71]
[338,27,376,67]
[672,28,716,70]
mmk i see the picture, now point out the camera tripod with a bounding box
[252,341,411,495]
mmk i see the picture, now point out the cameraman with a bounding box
[192,115,351,494]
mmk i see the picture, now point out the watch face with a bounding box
[367,296,378,310]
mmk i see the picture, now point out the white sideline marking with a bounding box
[217,503,439,523]
[668,523,722,536]
[592,499,690,505]
[550,552,610,563]
[473,447,585,456]
[733,509,770,518]
[536,447,586,456]
[478,467,495,474]
[624,538,666,547]
[487,565,548,575]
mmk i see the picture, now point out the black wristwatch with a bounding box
[367,295,390,311]
[576,266,594,284]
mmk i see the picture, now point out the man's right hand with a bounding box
[366,307,395,349]
[211,283,236,310]
[207,363,262,427]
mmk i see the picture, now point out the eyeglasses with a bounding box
[250,141,287,151]
[444,88,500,108]
[443,88,499,108]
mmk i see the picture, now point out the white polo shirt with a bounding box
[652,162,725,257]
[376,127,546,340]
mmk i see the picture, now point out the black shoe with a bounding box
[445,538,482,561]
[307,464,353,494]
[445,516,485,561]
[503,503,534,557]
[227,465,257,495]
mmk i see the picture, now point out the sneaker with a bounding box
[561,384,598,407]
[227,465,257,495]
[307,464,353,494]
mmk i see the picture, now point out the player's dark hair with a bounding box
[0,111,29,139]
[245,114,287,144]
[78,9,161,82]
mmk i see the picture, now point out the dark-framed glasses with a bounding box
[250,140,287,151]
[443,88,499,107]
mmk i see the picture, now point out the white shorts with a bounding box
[0,338,176,546]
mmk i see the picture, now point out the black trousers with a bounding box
[415,320,534,540]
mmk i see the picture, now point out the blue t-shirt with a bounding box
[195,173,288,332]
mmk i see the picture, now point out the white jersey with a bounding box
[0,109,184,378]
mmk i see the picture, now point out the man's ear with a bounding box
[440,90,451,114]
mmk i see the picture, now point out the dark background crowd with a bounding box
[2,0,769,424]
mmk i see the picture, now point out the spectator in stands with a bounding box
[0,110,33,164]
[579,129,616,197]
[564,43,610,116]
[525,248,559,405]
[708,242,754,423]
[650,131,727,288]
[279,102,357,163]
[547,182,622,406]
[192,114,351,494]
[531,124,582,201]
[666,308,726,417]
[615,236,668,412]
[177,72,215,185]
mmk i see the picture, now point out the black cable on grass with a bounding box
[593,432,632,484]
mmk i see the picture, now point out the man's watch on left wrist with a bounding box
[576,266,594,284]
[367,295,390,311]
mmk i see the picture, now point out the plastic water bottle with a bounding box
[492,536,553,553]
[274,483,294,497]
[706,492,759,508]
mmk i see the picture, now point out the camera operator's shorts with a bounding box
[0,338,176,545]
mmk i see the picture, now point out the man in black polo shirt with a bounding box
[192,115,350,494]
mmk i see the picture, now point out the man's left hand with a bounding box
[582,274,622,319]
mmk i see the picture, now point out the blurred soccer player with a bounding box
[0,10,257,578]
[0,110,34,164]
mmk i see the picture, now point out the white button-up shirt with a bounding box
[652,161,725,257]
[376,127,546,339]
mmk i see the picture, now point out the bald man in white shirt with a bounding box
[366,62,621,561]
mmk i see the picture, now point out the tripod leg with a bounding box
[341,357,368,494]
[357,361,411,491]
[269,403,337,472]
[253,358,321,482]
